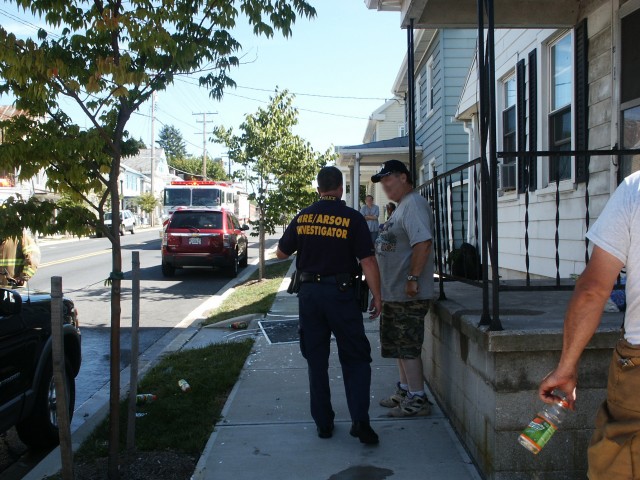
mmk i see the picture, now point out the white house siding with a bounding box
[457,12,621,279]
[373,100,406,142]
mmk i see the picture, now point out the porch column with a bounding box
[349,165,355,208]
[353,154,361,209]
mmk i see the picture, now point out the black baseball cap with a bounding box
[371,159,412,183]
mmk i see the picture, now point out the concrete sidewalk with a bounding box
[189,262,482,480]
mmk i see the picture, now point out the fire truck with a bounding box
[163,180,250,223]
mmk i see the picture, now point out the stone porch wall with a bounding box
[423,285,621,479]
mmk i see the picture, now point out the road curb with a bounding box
[22,243,278,480]
[204,313,264,329]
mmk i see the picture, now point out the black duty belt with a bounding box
[299,272,339,283]
[298,271,363,293]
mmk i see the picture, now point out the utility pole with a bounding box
[193,112,216,179]
[150,91,156,226]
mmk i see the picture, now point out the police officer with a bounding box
[276,166,382,445]
[0,230,40,287]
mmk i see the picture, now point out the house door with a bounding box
[620,5,640,181]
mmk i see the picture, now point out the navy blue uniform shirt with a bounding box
[278,197,374,275]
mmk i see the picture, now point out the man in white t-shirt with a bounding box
[539,170,640,480]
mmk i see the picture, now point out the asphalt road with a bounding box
[0,226,280,478]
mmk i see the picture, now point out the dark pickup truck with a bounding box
[0,287,81,448]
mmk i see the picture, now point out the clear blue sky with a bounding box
[0,1,406,161]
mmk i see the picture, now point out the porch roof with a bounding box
[366,0,580,29]
[336,136,422,168]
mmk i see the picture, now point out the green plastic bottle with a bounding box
[518,399,570,454]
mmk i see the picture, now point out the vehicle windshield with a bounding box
[164,188,192,206]
[170,212,222,229]
[192,189,221,207]
[104,212,123,221]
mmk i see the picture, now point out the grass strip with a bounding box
[76,339,253,460]
[202,259,292,326]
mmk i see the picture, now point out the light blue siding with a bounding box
[415,29,476,177]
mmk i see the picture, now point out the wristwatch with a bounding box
[407,275,419,282]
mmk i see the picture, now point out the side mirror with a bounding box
[0,289,22,316]
[241,224,250,231]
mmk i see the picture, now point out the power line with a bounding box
[235,84,389,101]
[225,92,370,120]
[174,76,392,104]
[132,111,202,151]
[0,8,61,39]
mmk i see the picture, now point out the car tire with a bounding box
[227,254,239,278]
[162,262,176,277]
[16,357,75,449]
[130,224,135,234]
[119,225,125,236]
[239,249,248,268]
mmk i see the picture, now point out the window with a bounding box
[502,76,517,162]
[399,125,407,137]
[428,158,436,180]
[549,33,572,182]
[620,7,640,180]
[427,57,435,113]
[127,174,137,191]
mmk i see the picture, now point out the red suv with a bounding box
[161,208,250,277]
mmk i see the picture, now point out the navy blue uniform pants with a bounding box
[298,282,372,428]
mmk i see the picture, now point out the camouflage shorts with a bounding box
[380,300,431,359]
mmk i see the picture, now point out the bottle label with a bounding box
[520,415,557,452]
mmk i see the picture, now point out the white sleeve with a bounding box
[585,182,631,265]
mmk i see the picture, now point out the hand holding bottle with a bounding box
[538,367,577,410]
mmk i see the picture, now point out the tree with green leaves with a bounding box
[134,191,160,221]
[169,155,229,181]
[214,90,335,280]
[131,137,147,150]
[0,2,315,476]
[157,124,187,161]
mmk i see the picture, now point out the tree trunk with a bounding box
[258,208,265,281]
[108,179,123,479]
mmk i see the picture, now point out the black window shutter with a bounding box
[575,18,589,183]
[528,49,538,191]
[517,59,526,193]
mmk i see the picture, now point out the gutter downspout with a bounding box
[407,19,417,179]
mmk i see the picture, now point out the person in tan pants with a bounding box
[539,170,640,479]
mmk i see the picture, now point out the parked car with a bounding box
[102,210,136,236]
[0,284,81,449]
[161,208,250,278]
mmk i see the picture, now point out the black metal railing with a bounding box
[418,148,640,331]
[418,158,482,300]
